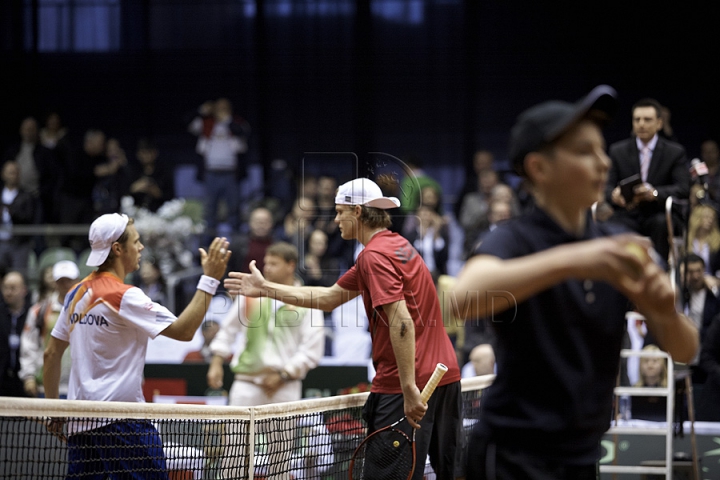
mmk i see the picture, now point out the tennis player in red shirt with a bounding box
[225,177,462,479]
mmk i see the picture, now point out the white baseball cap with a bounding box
[52,260,80,281]
[86,213,130,266]
[335,178,400,210]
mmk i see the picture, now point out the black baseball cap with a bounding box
[509,85,618,176]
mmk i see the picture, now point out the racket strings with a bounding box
[351,428,414,480]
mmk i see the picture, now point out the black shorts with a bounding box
[363,381,461,480]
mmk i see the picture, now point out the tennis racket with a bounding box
[348,363,448,480]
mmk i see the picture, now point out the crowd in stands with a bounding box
[2,96,720,424]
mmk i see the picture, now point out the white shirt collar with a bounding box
[636,134,659,153]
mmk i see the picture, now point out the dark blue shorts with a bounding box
[67,420,169,480]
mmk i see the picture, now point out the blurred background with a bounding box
[1,0,717,198]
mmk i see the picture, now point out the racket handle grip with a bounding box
[420,363,448,404]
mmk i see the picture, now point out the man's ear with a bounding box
[354,205,363,216]
[110,241,123,257]
[523,152,547,184]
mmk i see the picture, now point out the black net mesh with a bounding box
[0,376,490,479]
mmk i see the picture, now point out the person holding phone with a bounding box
[605,98,690,262]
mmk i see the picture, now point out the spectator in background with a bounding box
[313,174,352,268]
[299,175,318,205]
[688,184,708,211]
[299,229,341,356]
[686,204,720,276]
[398,154,443,216]
[454,149,495,221]
[276,196,315,252]
[635,344,668,388]
[0,161,36,276]
[461,343,496,378]
[93,137,130,215]
[606,97,690,262]
[207,242,324,405]
[39,111,69,152]
[469,199,514,255]
[678,254,720,384]
[134,259,167,305]
[32,265,56,305]
[629,344,669,422]
[188,98,251,236]
[300,229,341,287]
[404,204,449,283]
[0,271,30,397]
[699,139,720,208]
[227,206,276,274]
[19,260,79,397]
[182,320,221,364]
[489,183,521,216]
[57,129,108,250]
[127,138,175,213]
[458,170,499,251]
[38,111,70,222]
[401,183,447,238]
[2,116,56,224]
[457,169,501,256]
[207,242,324,479]
[659,105,678,143]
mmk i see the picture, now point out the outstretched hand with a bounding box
[199,237,231,281]
[224,260,267,297]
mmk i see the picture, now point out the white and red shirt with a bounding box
[51,272,176,403]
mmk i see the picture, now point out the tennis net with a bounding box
[0,375,493,479]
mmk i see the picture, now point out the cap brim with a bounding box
[365,197,401,209]
[86,248,110,267]
[545,84,617,142]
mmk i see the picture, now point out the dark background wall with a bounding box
[1,0,717,197]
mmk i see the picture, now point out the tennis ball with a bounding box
[625,242,649,264]
[393,440,400,448]
[624,242,649,276]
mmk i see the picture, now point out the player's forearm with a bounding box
[164,290,214,341]
[209,354,225,370]
[259,281,343,312]
[387,304,417,393]
[453,251,572,319]
[43,363,61,399]
[645,312,698,364]
[43,338,67,400]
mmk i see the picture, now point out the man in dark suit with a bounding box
[606,98,690,262]
[0,271,30,397]
[680,254,720,383]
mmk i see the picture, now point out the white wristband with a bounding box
[197,275,220,295]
